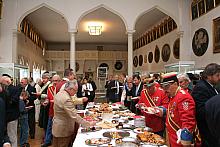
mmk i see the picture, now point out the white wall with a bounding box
[191,6,220,69]
[134,30,179,73]
[17,32,46,72]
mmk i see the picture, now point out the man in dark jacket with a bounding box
[1,75,19,147]
[191,63,220,147]
[205,94,220,146]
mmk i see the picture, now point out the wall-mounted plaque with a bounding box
[144,54,147,63]
[191,3,198,20]
[162,44,171,62]
[205,0,214,12]
[148,52,153,63]
[192,28,209,56]
[76,62,79,72]
[97,67,107,78]
[114,61,123,70]
[133,56,138,67]
[173,38,180,59]
[154,46,160,63]
[213,17,220,53]
[139,55,143,66]
[198,0,205,16]
[216,0,220,5]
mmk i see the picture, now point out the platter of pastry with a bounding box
[97,121,118,129]
[103,131,130,139]
[136,131,165,145]
[85,138,111,146]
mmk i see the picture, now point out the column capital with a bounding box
[126,30,136,35]
[68,29,78,34]
[177,31,184,38]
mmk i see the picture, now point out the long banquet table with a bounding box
[73,104,168,147]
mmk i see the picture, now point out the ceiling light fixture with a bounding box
[88,25,102,35]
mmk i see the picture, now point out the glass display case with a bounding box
[164,61,195,74]
[0,63,29,85]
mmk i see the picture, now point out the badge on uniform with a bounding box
[182,102,189,110]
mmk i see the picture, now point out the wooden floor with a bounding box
[18,124,54,147]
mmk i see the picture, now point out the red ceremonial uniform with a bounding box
[166,88,196,147]
[138,87,169,132]
[47,84,56,117]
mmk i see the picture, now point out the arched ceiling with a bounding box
[24,6,169,50]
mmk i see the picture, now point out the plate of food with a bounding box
[85,138,111,146]
[144,107,160,114]
[133,127,153,133]
[97,121,118,129]
[81,126,102,132]
[136,131,165,145]
[103,131,130,139]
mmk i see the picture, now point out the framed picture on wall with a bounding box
[191,3,198,20]
[213,17,220,53]
[198,0,205,16]
[205,0,214,12]
[97,67,107,79]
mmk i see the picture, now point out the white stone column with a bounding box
[178,0,192,61]
[69,30,77,73]
[127,30,135,77]
[12,30,18,63]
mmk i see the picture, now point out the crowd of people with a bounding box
[1,63,220,147]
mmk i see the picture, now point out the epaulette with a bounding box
[180,90,186,94]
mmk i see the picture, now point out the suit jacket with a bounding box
[5,84,20,122]
[52,90,90,137]
[0,97,10,147]
[131,82,144,97]
[191,79,218,146]
[205,94,220,146]
[107,80,123,101]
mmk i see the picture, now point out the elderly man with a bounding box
[159,74,197,147]
[41,75,60,147]
[192,63,220,147]
[177,73,192,94]
[1,75,19,147]
[52,80,95,147]
[137,78,168,137]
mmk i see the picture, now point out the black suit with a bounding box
[191,79,219,147]
[107,80,123,103]
[205,94,220,146]
[130,82,143,113]
[0,96,10,147]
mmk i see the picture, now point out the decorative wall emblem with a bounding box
[76,62,79,72]
[148,52,153,63]
[114,61,123,70]
[173,38,180,59]
[139,55,143,66]
[154,45,160,63]
[192,28,209,56]
[133,56,138,67]
[99,63,109,70]
[162,44,171,62]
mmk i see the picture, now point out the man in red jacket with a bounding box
[137,78,168,137]
[159,74,197,147]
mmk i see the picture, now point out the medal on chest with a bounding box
[169,102,176,118]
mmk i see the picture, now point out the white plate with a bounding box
[144,107,160,114]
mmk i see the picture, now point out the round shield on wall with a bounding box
[154,45,160,63]
[173,38,180,59]
[148,52,153,63]
[162,44,171,62]
[139,55,143,66]
[76,62,79,72]
[114,61,123,70]
[99,63,109,70]
[133,56,138,67]
[192,28,209,56]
